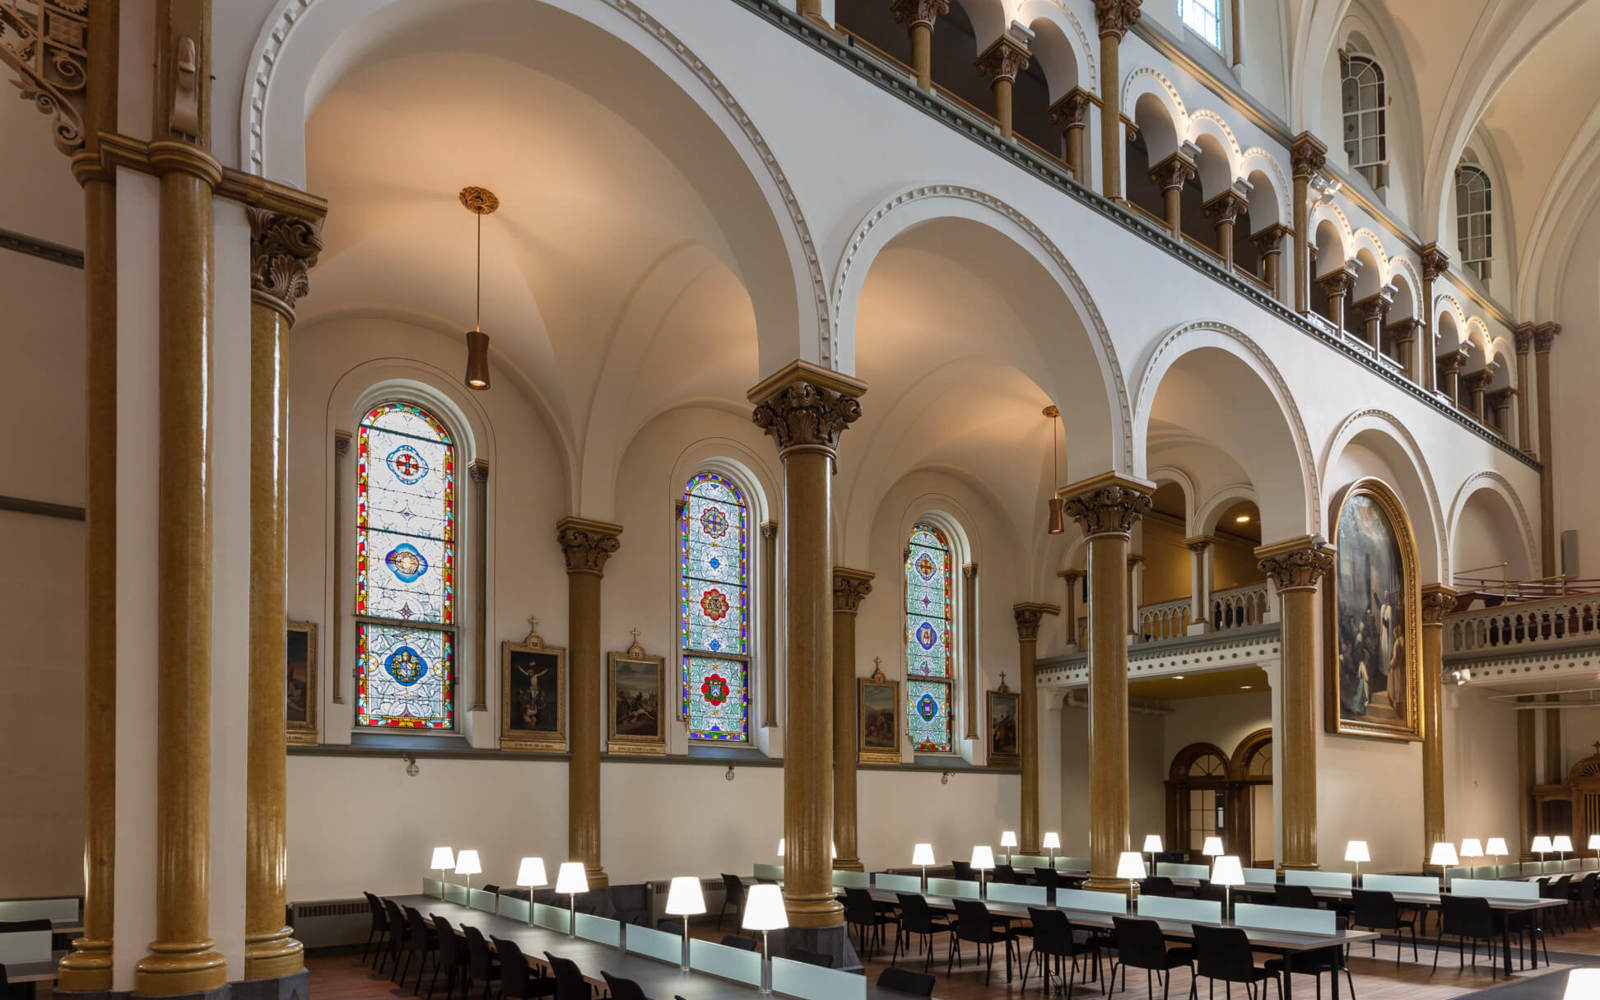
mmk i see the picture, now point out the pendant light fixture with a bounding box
[1044,404,1065,535]
[459,186,498,390]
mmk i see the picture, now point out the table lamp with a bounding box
[1143,834,1163,877]
[1212,855,1244,917]
[664,876,705,971]
[1460,838,1484,864]
[742,883,787,995]
[1533,835,1553,872]
[1042,832,1060,867]
[455,849,482,894]
[555,861,588,938]
[1589,834,1600,852]
[1431,842,1459,889]
[1554,835,1573,865]
[970,845,995,899]
[1000,831,1018,867]
[777,837,784,858]
[1202,836,1224,859]
[912,843,935,894]
[1116,851,1146,906]
[1344,841,1370,885]
[1486,837,1508,868]
[1567,968,1600,998]
[515,857,547,924]
[430,846,455,899]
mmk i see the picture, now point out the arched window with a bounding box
[905,522,955,753]
[1456,164,1492,280]
[1341,55,1387,190]
[1180,0,1223,50]
[355,401,457,729]
[680,472,750,742]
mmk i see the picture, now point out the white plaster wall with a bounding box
[1161,690,1271,764]
[1443,684,1520,848]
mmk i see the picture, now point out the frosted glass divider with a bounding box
[0,931,50,964]
[1361,874,1439,896]
[422,878,443,897]
[926,878,980,899]
[445,883,469,905]
[532,903,570,934]
[753,863,785,881]
[771,957,867,1000]
[1010,855,1049,870]
[498,896,530,922]
[1233,903,1335,935]
[575,913,621,947]
[625,924,681,965]
[874,873,922,893]
[1242,868,1277,886]
[0,899,78,922]
[986,883,1047,906]
[831,870,871,888]
[1056,857,1091,871]
[1450,877,1537,900]
[469,888,498,912]
[1137,895,1221,923]
[1284,870,1352,889]
[1056,888,1129,914]
[1156,862,1210,879]
[690,938,762,985]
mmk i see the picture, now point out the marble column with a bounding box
[1317,266,1357,334]
[750,361,865,929]
[1251,225,1289,303]
[557,517,623,887]
[1534,324,1560,576]
[1203,190,1248,270]
[1063,473,1152,891]
[1094,0,1141,201]
[1514,325,1534,452]
[1291,134,1327,316]
[831,567,874,872]
[1462,369,1494,424]
[1185,536,1214,634]
[1388,318,1420,380]
[1150,154,1196,239]
[1049,89,1093,184]
[1517,696,1536,857]
[244,208,323,982]
[1420,584,1457,866]
[963,564,979,741]
[890,0,950,91]
[761,521,778,728]
[1014,603,1059,855]
[1421,245,1449,393]
[470,461,490,711]
[1059,569,1084,649]
[1255,535,1335,871]
[976,34,1030,140]
[1354,287,1393,351]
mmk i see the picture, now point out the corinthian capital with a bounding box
[1202,190,1248,228]
[1254,535,1334,592]
[1421,243,1450,282]
[1420,585,1458,626]
[748,361,867,460]
[1290,132,1327,181]
[1062,473,1154,537]
[1013,602,1059,641]
[1534,322,1561,354]
[889,0,950,31]
[248,207,324,319]
[1049,88,1094,129]
[555,516,623,575]
[1149,153,1197,192]
[833,567,875,614]
[1094,0,1142,39]
[976,36,1031,83]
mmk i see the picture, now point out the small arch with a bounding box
[1241,148,1291,226]
[1446,472,1537,586]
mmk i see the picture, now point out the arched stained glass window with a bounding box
[355,401,456,728]
[680,472,750,742]
[1456,164,1492,279]
[905,522,954,752]
[1341,55,1387,190]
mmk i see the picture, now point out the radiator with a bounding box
[290,898,370,950]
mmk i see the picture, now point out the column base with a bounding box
[1186,622,1209,636]
[231,969,309,1000]
[243,927,304,980]
[1279,861,1319,871]
[1080,877,1132,896]
[781,891,845,929]
[135,940,229,996]
[833,857,864,872]
[770,925,861,973]
[584,863,610,888]
[57,938,114,992]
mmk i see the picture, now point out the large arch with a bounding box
[1446,472,1538,585]
[1317,409,1448,583]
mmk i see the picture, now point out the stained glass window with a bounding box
[680,472,750,741]
[355,401,457,729]
[904,522,954,752]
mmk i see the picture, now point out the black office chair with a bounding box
[482,884,501,895]
[843,887,896,959]
[1023,906,1099,995]
[1140,876,1178,898]
[489,937,555,1000]
[719,934,758,950]
[1541,875,1574,935]
[786,947,834,968]
[949,897,1019,985]
[951,859,973,879]
[1575,872,1598,930]
[461,924,501,999]
[543,952,592,1000]
[1349,889,1418,966]
[1191,924,1281,1000]
[427,913,467,1000]
[362,892,390,966]
[992,864,1019,884]
[718,874,746,929]
[400,905,439,994]
[1036,866,1062,894]
[1110,916,1193,1000]
[1265,916,1356,1000]
[876,966,936,997]
[600,971,650,1000]
[1274,883,1319,910]
[1432,895,1498,980]
[890,893,952,971]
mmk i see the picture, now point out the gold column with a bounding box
[1063,473,1152,891]
[1544,693,1563,785]
[1354,288,1393,351]
[761,521,778,728]
[1203,190,1248,270]
[1316,267,1356,333]
[1291,133,1327,315]
[243,209,322,981]
[1126,555,1143,636]
[1059,569,1083,648]
[963,564,979,741]
[890,0,949,91]
[1014,603,1059,855]
[1049,89,1093,183]
[1251,225,1289,303]
[1094,1,1140,201]
[1517,696,1535,856]
[1514,325,1534,452]
[470,462,489,711]
[750,361,865,928]
[1420,245,1449,393]
[1420,584,1456,866]
[976,35,1030,140]
[331,431,350,703]
[1255,535,1335,871]
[831,568,874,872]
[1440,349,1468,407]
[1462,369,1493,424]
[58,1,119,988]
[1185,537,1213,632]
[556,517,623,888]
[1388,319,1420,380]
[1150,154,1196,239]
[1534,324,1560,576]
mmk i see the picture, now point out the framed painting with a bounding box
[988,676,1020,767]
[608,629,666,756]
[1324,478,1422,741]
[500,618,567,752]
[286,621,317,746]
[858,658,900,764]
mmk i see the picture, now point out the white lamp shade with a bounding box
[431,846,456,871]
[1344,841,1370,864]
[1532,836,1554,854]
[1142,834,1164,854]
[912,843,936,866]
[454,850,482,877]
[1589,835,1600,851]
[970,846,996,870]
[1459,839,1484,860]
[1201,837,1224,857]
[1000,831,1018,849]
[777,838,784,858]
[1553,835,1574,853]
[831,842,837,861]
[1430,842,1460,867]
[1116,852,1147,880]
[1486,837,1509,856]
[555,861,588,895]
[1566,969,1600,999]
[515,857,547,888]
[1042,832,1061,850]
[664,876,706,916]
[742,884,788,931]
[1211,856,1245,887]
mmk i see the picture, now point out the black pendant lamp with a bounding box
[1044,404,1064,535]
[460,186,498,390]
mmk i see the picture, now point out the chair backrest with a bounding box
[951,898,994,943]
[1140,876,1176,897]
[600,971,647,1000]
[1274,883,1318,909]
[876,966,936,997]
[719,934,758,950]
[0,919,52,933]
[1440,894,1494,937]
[1351,889,1397,928]
[364,891,388,930]
[462,924,494,978]
[432,913,460,964]
[992,864,1017,884]
[1192,924,1258,982]
[842,887,876,922]
[543,952,589,1000]
[786,947,834,968]
[951,860,972,879]
[490,936,530,997]
[1036,867,1061,891]
[404,906,432,948]
[720,874,746,905]
[1582,873,1599,901]
[1026,907,1072,954]
[1112,917,1169,970]
[483,884,501,895]
[895,893,936,934]
[383,899,406,951]
[609,883,653,926]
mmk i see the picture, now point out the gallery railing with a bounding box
[1130,581,1274,644]
[1446,590,1600,656]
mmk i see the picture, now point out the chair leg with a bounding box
[1430,933,1442,973]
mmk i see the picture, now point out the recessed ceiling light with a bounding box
[1174,675,1186,680]
[1235,513,1252,524]
[1240,684,1253,690]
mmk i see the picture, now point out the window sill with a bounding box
[350,730,472,751]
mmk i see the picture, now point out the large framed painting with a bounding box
[858,658,900,765]
[500,618,567,752]
[608,630,666,756]
[1325,479,1422,741]
[988,676,1020,767]
[286,621,317,746]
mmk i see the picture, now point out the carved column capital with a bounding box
[1049,88,1094,129]
[889,0,951,31]
[976,35,1031,83]
[1316,267,1356,300]
[1420,584,1459,626]
[1514,322,1535,355]
[1355,287,1395,323]
[963,562,979,582]
[248,208,324,320]
[0,0,89,154]
[468,460,489,485]
[1386,317,1421,344]
[1183,535,1215,554]
[1254,536,1334,592]
[555,516,623,576]
[748,361,866,460]
[832,567,875,614]
[1534,322,1561,354]
[334,430,352,457]
[1062,472,1154,537]
[1438,350,1468,376]
[1421,243,1450,282]
[1149,153,1197,193]
[1290,132,1327,181]
[1250,224,1291,256]
[1013,602,1059,642]
[1094,0,1142,39]
[1202,190,1248,228]
[1461,368,1495,393]
[1057,567,1084,582]
[760,520,778,542]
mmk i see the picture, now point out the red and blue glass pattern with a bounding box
[680,472,749,741]
[905,523,953,752]
[355,622,454,728]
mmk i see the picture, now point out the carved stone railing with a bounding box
[1446,593,1600,657]
[1132,581,1272,643]
[1138,596,1191,641]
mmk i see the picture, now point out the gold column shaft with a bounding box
[1420,586,1454,864]
[993,77,1014,138]
[761,522,778,728]
[830,568,871,873]
[1085,533,1131,888]
[1066,125,1085,183]
[1060,570,1082,648]
[963,564,979,741]
[1217,219,1235,270]
[1263,248,1281,302]
[471,462,489,711]
[1514,333,1533,453]
[1517,697,1535,854]
[1534,333,1558,576]
[1013,604,1054,855]
[1098,31,1122,200]
[910,23,933,90]
[331,432,350,703]
[1290,134,1326,317]
[1278,585,1318,870]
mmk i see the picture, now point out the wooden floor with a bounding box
[306,918,1600,1000]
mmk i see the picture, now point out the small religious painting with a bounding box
[858,658,900,764]
[286,621,317,746]
[988,676,1020,767]
[1325,479,1422,741]
[608,629,666,756]
[500,617,567,752]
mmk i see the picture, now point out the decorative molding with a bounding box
[1012,602,1058,641]
[555,516,623,575]
[1290,132,1327,181]
[1256,539,1333,592]
[975,35,1030,84]
[888,0,950,32]
[1093,0,1142,39]
[1038,622,1281,685]
[0,226,83,267]
[247,207,323,319]
[1120,64,1188,126]
[0,0,87,154]
[1420,585,1457,626]
[832,567,874,614]
[750,376,863,458]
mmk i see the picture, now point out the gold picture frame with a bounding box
[1324,478,1423,741]
[858,658,900,765]
[286,621,318,746]
[987,674,1020,767]
[500,617,567,752]
[608,629,666,756]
